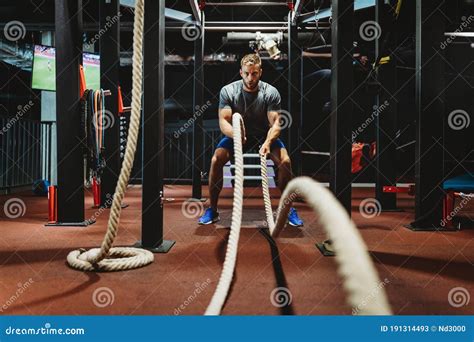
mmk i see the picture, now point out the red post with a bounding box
[48,186,57,223]
[92,178,101,207]
[442,191,455,229]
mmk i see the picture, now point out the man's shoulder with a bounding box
[221,80,242,93]
[259,81,280,96]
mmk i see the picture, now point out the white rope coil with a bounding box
[67,0,154,272]
[205,114,245,315]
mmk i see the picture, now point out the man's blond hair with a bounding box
[240,53,261,67]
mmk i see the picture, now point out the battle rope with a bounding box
[205,114,245,315]
[261,163,392,315]
[67,0,153,272]
[206,113,391,315]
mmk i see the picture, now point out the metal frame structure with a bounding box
[191,10,206,200]
[408,0,446,230]
[138,0,175,252]
[99,0,121,208]
[288,13,303,176]
[374,0,399,211]
[51,0,91,226]
[329,0,355,215]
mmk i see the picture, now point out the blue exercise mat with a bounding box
[443,173,474,191]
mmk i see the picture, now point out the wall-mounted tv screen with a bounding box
[31,45,101,91]
[83,52,101,91]
[31,45,56,91]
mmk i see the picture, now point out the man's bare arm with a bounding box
[219,108,234,138]
[265,111,281,145]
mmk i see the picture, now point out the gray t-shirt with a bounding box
[218,80,281,138]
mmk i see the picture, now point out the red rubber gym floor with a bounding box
[0,185,473,315]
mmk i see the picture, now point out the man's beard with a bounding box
[244,80,258,90]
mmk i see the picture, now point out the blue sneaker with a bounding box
[288,207,303,227]
[198,207,220,225]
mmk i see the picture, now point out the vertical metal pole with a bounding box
[330,0,354,215]
[99,0,121,207]
[375,0,398,211]
[409,0,445,230]
[288,12,302,176]
[140,0,175,252]
[192,12,205,200]
[54,0,86,225]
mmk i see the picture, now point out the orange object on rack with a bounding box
[118,85,124,114]
[79,65,87,97]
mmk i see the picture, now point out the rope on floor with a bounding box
[261,158,392,315]
[205,113,245,315]
[67,0,153,272]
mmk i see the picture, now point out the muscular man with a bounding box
[198,54,303,227]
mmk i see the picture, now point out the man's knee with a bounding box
[211,149,230,168]
[275,156,291,171]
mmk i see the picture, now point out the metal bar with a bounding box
[410,0,446,229]
[329,0,354,215]
[301,150,331,156]
[192,11,205,200]
[1,22,324,32]
[206,1,288,5]
[99,0,121,207]
[444,32,474,37]
[189,0,202,22]
[396,140,416,150]
[206,26,290,31]
[48,123,52,182]
[55,0,85,223]
[165,7,193,23]
[375,0,398,211]
[141,0,174,252]
[292,0,304,24]
[288,14,303,176]
[206,21,287,24]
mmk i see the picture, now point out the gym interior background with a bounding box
[0,0,472,315]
